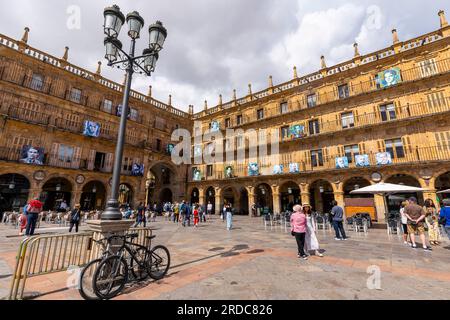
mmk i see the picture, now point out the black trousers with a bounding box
[69,221,79,233]
[294,232,306,256]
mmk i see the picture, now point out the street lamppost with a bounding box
[101,5,167,220]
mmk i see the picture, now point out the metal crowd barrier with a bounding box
[8,227,152,300]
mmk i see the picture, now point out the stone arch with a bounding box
[435,171,450,201]
[309,179,334,213]
[41,177,73,211]
[118,183,134,208]
[221,185,240,210]
[190,187,200,204]
[255,183,273,213]
[279,180,301,211]
[385,173,423,209]
[159,188,173,204]
[205,186,216,214]
[0,173,31,211]
[80,180,107,210]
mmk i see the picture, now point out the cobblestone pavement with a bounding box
[1,216,450,300]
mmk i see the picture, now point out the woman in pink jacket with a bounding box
[290,204,308,260]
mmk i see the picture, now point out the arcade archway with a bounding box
[205,187,216,214]
[255,183,273,213]
[190,188,200,204]
[436,171,450,202]
[0,174,30,212]
[118,183,133,207]
[42,177,72,211]
[80,181,106,210]
[386,174,423,210]
[159,188,173,204]
[280,181,301,212]
[309,180,334,214]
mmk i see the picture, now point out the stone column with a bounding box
[71,190,82,208]
[246,186,254,217]
[215,187,222,215]
[272,185,280,214]
[374,194,386,223]
[198,188,205,206]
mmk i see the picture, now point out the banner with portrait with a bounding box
[248,163,259,176]
[290,125,306,139]
[377,68,402,88]
[192,168,202,181]
[376,152,393,165]
[335,156,349,169]
[193,145,203,158]
[355,154,370,167]
[20,145,44,165]
[131,163,144,176]
[210,120,220,132]
[224,165,234,178]
[273,164,284,175]
[116,105,131,119]
[289,163,299,173]
[83,120,101,137]
[167,144,175,155]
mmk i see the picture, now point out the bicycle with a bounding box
[92,233,170,300]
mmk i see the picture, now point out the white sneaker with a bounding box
[335,238,341,241]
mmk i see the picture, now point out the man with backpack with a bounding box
[25,198,43,236]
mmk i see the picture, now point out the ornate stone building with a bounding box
[187,11,450,223]
[0,28,191,212]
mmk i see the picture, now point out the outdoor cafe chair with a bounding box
[346,217,356,232]
[354,217,368,233]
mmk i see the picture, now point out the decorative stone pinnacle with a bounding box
[248,83,252,95]
[148,85,152,97]
[233,89,237,101]
[168,94,172,106]
[392,29,399,44]
[293,66,298,79]
[21,27,30,43]
[62,46,69,61]
[204,100,208,109]
[354,43,360,57]
[320,56,327,69]
[219,94,223,105]
[439,10,448,28]
[268,75,273,87]
[96,61,102,75]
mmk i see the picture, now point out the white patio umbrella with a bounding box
[350,182,425,219]
[437,189,450,194]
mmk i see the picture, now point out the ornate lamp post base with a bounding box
[101,199,123,221]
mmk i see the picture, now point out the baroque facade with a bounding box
[187,11,450,223]
[2,10,450,223]
[0,28,191,212]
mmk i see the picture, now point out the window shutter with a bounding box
[87,150,96,170]
[402,136,412,155]
[50,143,59,166]
[358,142,366,155]
[72,147,82,168]
[105,153,114,172]
[377,140,385,153]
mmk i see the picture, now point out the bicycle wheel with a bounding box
[93,255,128,300]
[149,245,170,280]
[78,259,102,300]
[129,248,150,281]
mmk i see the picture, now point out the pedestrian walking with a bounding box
[303,204,324,257]
[400,200,410,245]
[134,202,146,227]
[221,204,227,222]
[331,200,347,241]
[69,204,81,233]
[193,206,199,227]
[290,204,308,260]
[173,202,179,223]
[199,204,206,223]
[404,197,432,251]
[226,204,233,230]
[424,199,440,245]
[439,199,450,239]
[25,198,43,236]
[207,201,213,221]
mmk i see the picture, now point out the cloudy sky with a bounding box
[0,0,447,112]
